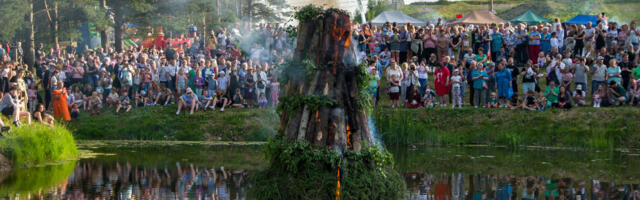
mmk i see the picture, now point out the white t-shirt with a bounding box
[418,65,429,79]
[387,68,402,80]
[451,75,461,87]
[550,38,560,49]
[584,28,596,40]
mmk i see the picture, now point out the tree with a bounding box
[105,0,153,51]
[0,0,29,42]
[365,0,390,21]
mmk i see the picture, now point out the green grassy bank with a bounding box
[68,106,279,141]
[0,124,78,168]
[373,107,640,149]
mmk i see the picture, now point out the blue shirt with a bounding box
[491,33,503,52]
[472,70,488,89]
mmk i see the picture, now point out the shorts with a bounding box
[389,92,400,100]
[1,106,14,116]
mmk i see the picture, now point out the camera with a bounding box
[410,66,415,71]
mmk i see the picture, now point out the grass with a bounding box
[68,105,279,141]
[0,123,79,168]
[373,107,640,149]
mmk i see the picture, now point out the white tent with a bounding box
[369,11,425,26]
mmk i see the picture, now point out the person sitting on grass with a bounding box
[258,92,268,108]
[544,81,559,108]
[88,91,102,115]
[231,88,245,108]
[573,85,587,107]
[406,85,422,109]
[507,93,522,110]
[176,88,198,115]
[214,89,230,112]
[106,89,119,108]
[607,81,627,106]
[0,87,31,127]
[422,84,436,108]
[536,91,547,111]
[33,104,54,127]
[631,80,640,106]
[156,86,173,106]
[135,89,147,107]
[200,90,215,110]
[522,90,538,111]
[593,84,605,108]
[116,90,132,114]
[488,92,499,108]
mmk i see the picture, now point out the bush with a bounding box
[0,123,78,168]
[249,137,406,200]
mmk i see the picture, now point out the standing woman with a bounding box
[390,28,401,63]
[574,25,586,57]
[423,27,437,61]
[386,61,403,108]
[436,30,450,62]
[434,63,450,107]
[413,28,424,61]
[528,26,542,64]
[401,63,411,104]
[450,27,463,61]
[495,63,512,107]
[52,82,71,121]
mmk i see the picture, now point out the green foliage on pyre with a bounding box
[294,4,323,23]
[248,137,406,200]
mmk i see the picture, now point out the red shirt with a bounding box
[434,67,450,95]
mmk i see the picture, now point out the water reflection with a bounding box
[0,143,639,200]
[404,173,640,200]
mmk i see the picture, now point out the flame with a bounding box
[336,168,341,200]
[346,124,352,149]
[315,110,320,122]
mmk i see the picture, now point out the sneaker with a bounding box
[220,107,225,112]
[189,110,194,115]
[13,121,21,127]
[451,105,455,109]
[474,106,478,109]
[176,111,180,115]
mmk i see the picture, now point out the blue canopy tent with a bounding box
[565,15,597,25]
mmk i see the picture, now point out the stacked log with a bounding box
[281,9,371,152]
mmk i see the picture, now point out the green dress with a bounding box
[188,69,196,91]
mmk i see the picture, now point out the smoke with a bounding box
[368,114,384,150]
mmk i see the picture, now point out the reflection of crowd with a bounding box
[30,161,250,200]
[405,173,640,200]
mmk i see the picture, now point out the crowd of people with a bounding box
[0,23,293,132]
[405,173,640,200]
[2,11,640,131]
[358,13,640,110]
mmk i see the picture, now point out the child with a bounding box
[631,80,640,106]
[537,52,546,67]
[106,89,119,107]
[96,81,104,97]
[70,104,80,119]
[258,92,268,108]
[507,93,521,110]
[136,89,147,107]
[216,89,230,112]
[450,69,462,108]
[536,92,547,111]
[422,84,436,108]
[573,85,586,107]
[201,90,215,110]
[523,90,537,111]
[488,92,499,108]
[116,90,132,113]
[194,70,205,96]
[88,91,102,115]
[593,84,605,108]
[231,88,245,108]
[270,76,280,107]
[176,70,188,96]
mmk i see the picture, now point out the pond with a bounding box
[0,141,638,199]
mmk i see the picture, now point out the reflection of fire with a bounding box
[336,168,341,200]
[346,124,352,149]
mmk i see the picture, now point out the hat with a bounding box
[597,56,604,60]
[219,71,226,75]
[209,73,215,76]
[186,88,193,94]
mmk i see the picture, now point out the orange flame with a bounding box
[315,110,320,122]
[336,168,341,200]
[346,124,352,149]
